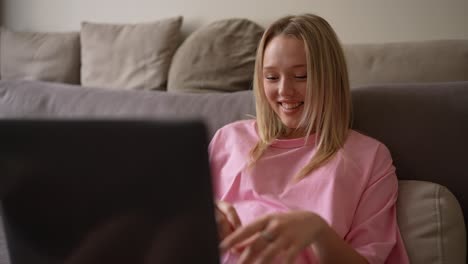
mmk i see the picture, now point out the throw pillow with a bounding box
[344,39,468,87]
[167,18,264,93]
[0,29,80,84]
[80,16,182,90]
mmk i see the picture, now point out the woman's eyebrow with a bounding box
[263,64,306,70]
[291,64,307,68]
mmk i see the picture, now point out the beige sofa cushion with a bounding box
[0,29,80,84]
[80,17,182,90]
[344,39,468,87]
[167,18,263,93]
[397,180,466,264]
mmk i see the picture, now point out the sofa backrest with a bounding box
[351,81,468,223]
[0,80,256,138]
[352,81,468,263]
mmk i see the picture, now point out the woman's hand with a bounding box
[219,211,327,264]
[215,200,242,241]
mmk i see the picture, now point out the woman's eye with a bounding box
[295,75,307,80]
[265,76,278,80]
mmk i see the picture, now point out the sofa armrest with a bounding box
[397,180,466,264]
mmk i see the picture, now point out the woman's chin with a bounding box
[280,121,300,131]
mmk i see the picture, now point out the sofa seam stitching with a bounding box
[435,185,444,264]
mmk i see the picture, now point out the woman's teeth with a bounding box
[280,102,303,109]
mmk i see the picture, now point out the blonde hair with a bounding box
[250,14,351,181]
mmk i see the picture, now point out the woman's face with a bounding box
[262,35,308,137]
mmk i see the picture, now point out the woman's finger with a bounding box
[216,201,242,228]
[254,236,289,264]
[214,206,239,241]
[231,233,257,253]
[237,233,271,264]
[220,216,270,253]
[284,244,301,264]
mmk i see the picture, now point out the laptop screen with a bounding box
[0,119,220,264]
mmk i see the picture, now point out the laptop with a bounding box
[0,119,220,264]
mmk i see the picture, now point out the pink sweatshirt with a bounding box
[208,120,409,264]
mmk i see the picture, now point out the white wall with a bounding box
[3,0,468,44]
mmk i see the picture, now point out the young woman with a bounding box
[209,14,409,264]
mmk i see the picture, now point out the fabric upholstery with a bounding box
[80,17,182,91]
[351,81,468,232]
[398,180,466,264]
[0,80,255,138]
[0,29,80,84]
[167,19,263,93]
[344,40,468,87]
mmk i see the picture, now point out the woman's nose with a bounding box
[278,78,294,96]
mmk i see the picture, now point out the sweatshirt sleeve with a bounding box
[344,144,408,264]
[208,128,228,200]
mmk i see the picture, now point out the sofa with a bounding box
[0,15,468,264]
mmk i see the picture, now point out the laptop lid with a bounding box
[0,119,220,264]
